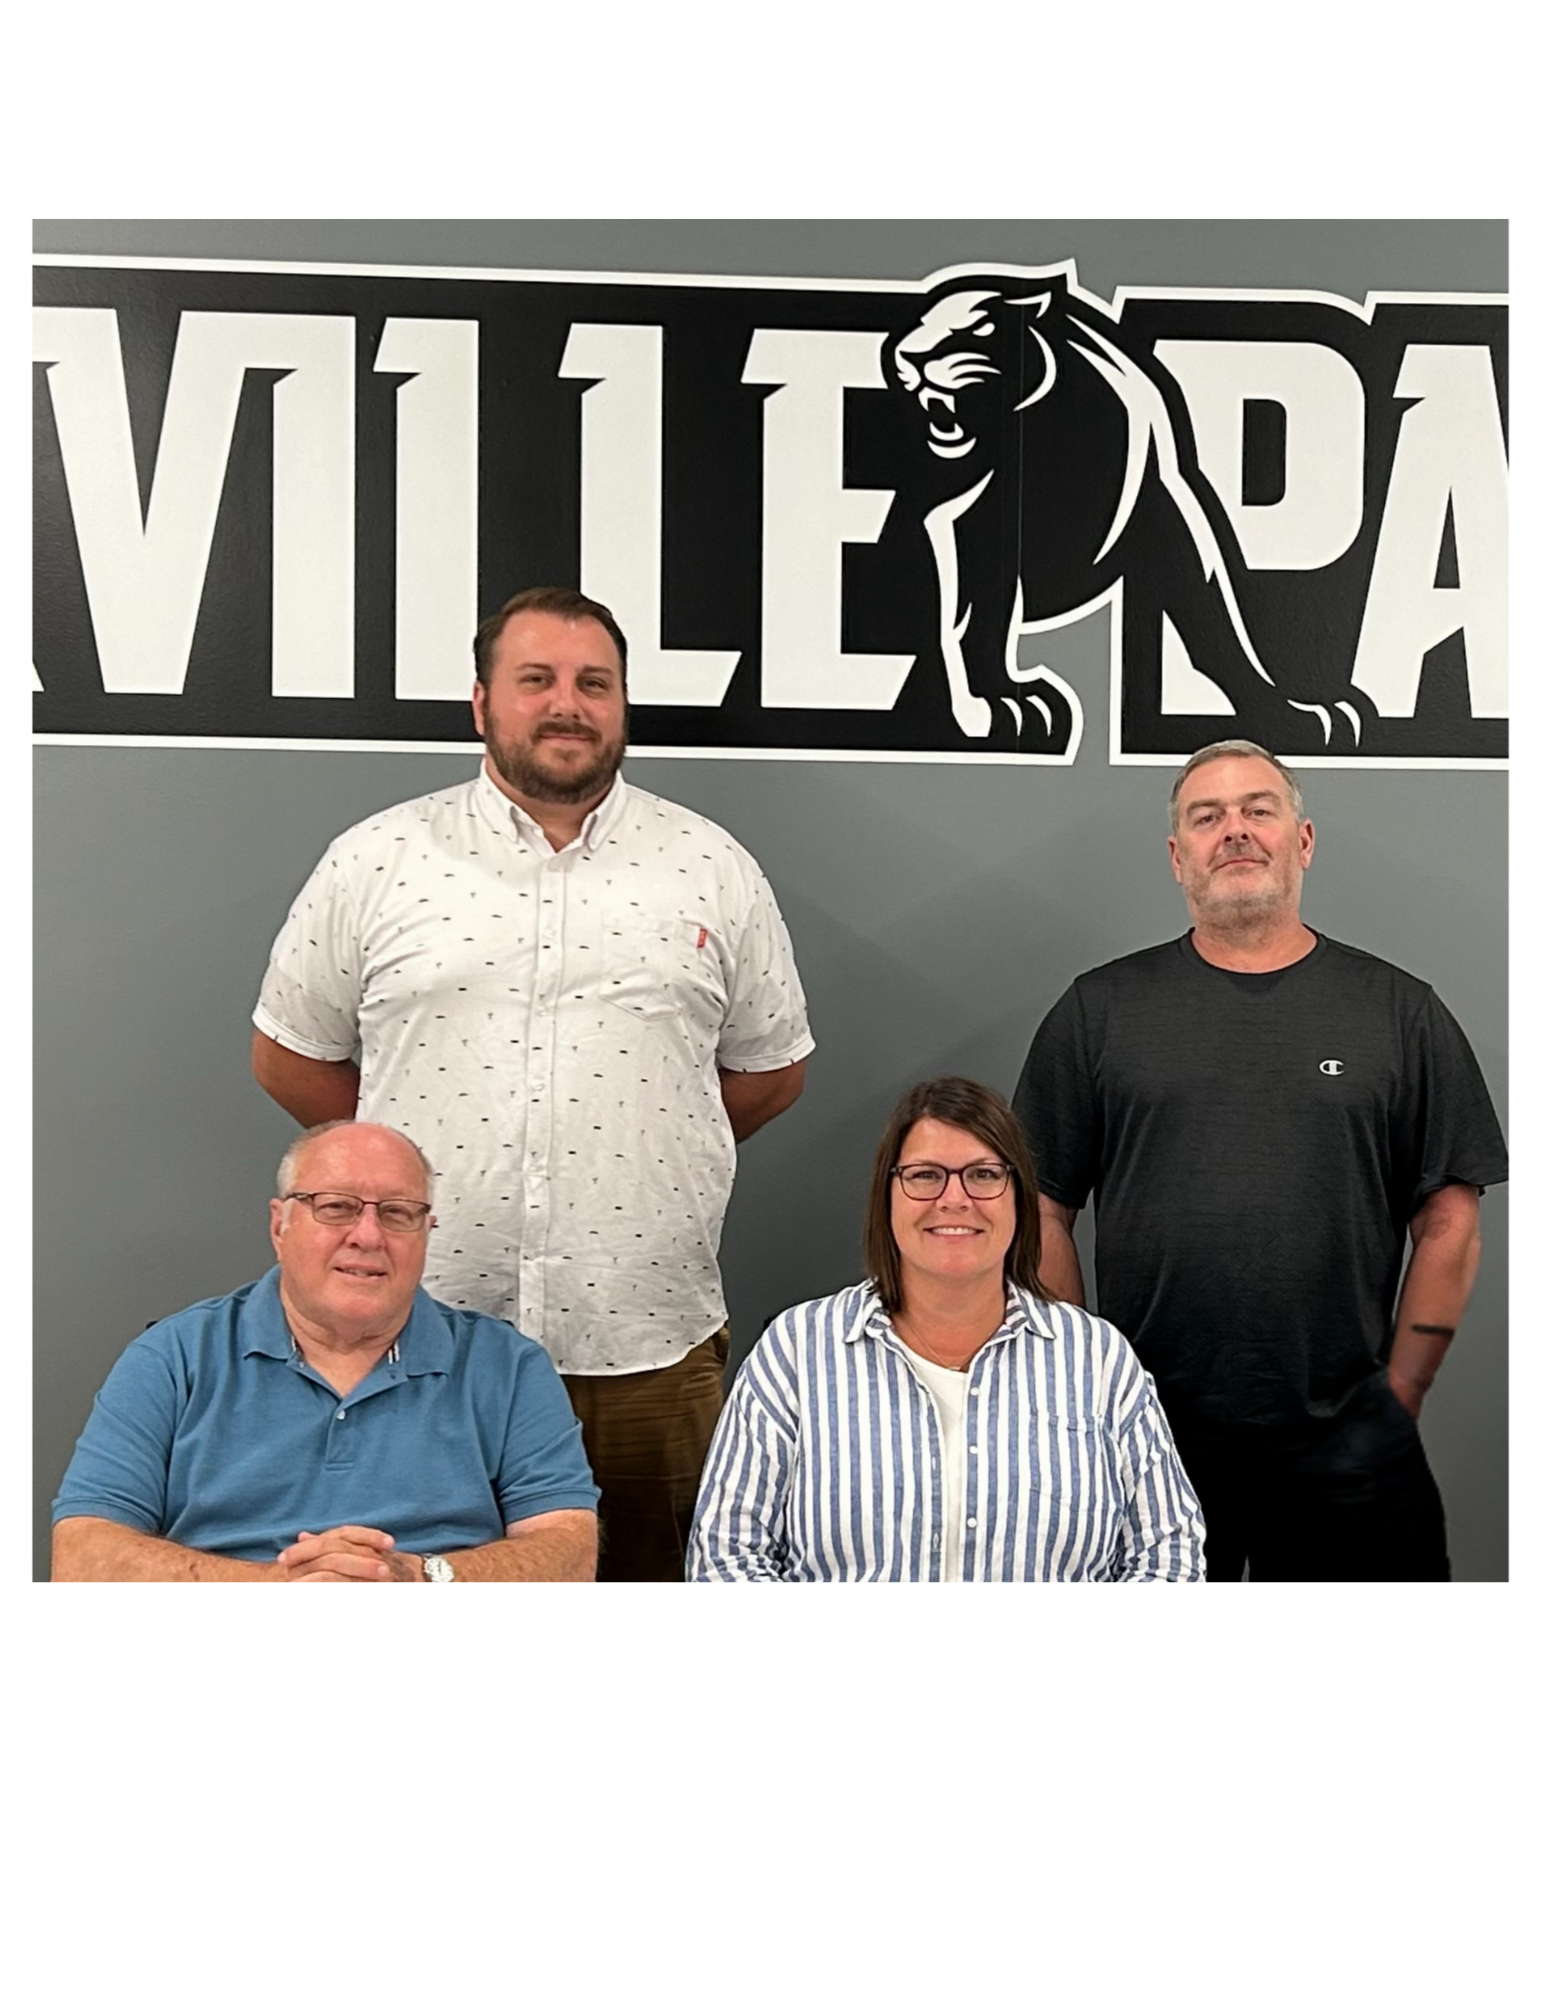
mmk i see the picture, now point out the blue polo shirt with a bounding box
[53,1268,599,1564]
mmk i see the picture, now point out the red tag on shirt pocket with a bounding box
[697,926,708,949]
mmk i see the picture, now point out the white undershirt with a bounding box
[898,1346,972,1582]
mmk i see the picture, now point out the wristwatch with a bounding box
[422,1554,456,1583]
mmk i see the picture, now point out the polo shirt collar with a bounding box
[391,1288,457,1377]
[239,1267,452,1378]
[473,763,630,854]
[239,1266,298,1360]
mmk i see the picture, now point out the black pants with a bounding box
[1168,1372,1450,1582]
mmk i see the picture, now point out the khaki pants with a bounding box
[562,1328,729,1583]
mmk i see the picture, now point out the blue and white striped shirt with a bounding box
[688,1283,1205,1581]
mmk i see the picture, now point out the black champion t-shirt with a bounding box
[1013,933,1508,1426]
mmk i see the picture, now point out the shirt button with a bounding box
[969,1445,979,1455]
[335,1410,346,1422]
[966,1517,977,1529]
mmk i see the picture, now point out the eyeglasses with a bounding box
[286,1192,433,1233]
[891,1162,1012,1200]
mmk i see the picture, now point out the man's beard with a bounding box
[485,722,627,807]
[1193,860,1292,930]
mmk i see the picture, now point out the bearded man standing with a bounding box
[252,587,813,1581]
[1012,740,1506,1581]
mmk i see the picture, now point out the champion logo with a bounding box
[1320,1059,1346,1076]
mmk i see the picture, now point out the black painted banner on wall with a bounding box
[33,258,1507,765]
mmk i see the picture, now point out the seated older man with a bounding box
[52,1121,599,1581]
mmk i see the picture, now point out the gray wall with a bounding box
[33,219,1508,1579]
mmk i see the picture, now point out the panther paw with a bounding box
[986,683,1076,756]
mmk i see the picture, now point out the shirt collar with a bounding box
[239,1267,297,1359]
[847,1281,1057,1346]
[239,1266,453,1377]
[1006,1288,1061,1341]
[473,762,629,855]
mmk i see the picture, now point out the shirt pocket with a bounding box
[596,906,728,1023]
[1027,1412,1121,1520]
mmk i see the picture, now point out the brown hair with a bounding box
[472,586,630,687]
[861,1076,1046,1313]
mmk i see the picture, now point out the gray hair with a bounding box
[276,1121,435,1202]
[1167,738,1306,833]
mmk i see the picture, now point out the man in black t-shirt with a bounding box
[1013,739,1507,1581]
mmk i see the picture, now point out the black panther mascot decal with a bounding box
[884,270,1375,756]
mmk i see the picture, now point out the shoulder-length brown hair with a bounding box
[861,1076,1046,1314]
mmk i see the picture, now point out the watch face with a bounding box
[423,1555,455,1583]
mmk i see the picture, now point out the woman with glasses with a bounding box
[687,1076,1204,1581]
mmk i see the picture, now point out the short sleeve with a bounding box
[252,845,365,1062]
[1013,981,1102,1209]
[714,862,815,1074]
[495,1342,601,1525]
[53,1331,184,1534]
[1406,989,1508,1209]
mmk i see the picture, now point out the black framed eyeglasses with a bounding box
[286,1192,433,1233]
[891,1162,1012,1200]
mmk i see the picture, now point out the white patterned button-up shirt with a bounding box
[255,770,813,1374]
[688,1284,1205,1580]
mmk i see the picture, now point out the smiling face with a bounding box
[270,1124,432,1348]
[889,1117,1017,1296]
[1167,754,1314,932]
[473,610,627,811]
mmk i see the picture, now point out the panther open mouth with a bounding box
[918,387,975,458]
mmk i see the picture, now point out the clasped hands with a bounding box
[273,1524,426,1582]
